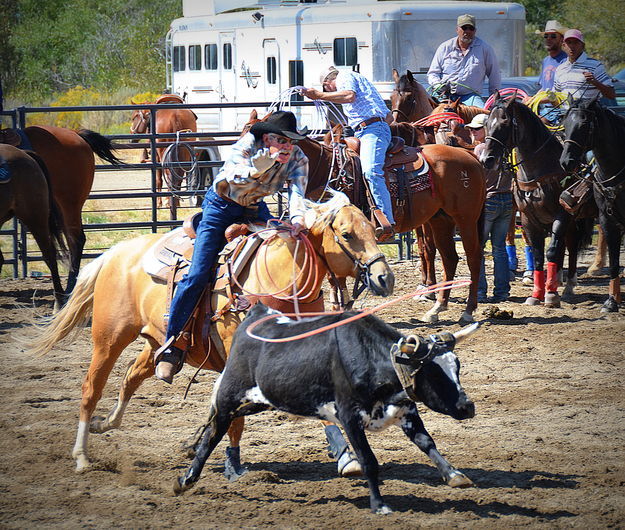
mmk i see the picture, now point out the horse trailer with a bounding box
[166,0,525,135]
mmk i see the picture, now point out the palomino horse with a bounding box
[28,193,394,473]
[560,96,625,312]
[19,126,121,294]
[481,93,594,307]
[130,95,198,218]
[0,145,68,310]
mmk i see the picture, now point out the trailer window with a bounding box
[334,38,357,66]
[267,57,277,85]
[289,60,303,101]
[205,44,218,70]
[223,43,233,70]
[173,46,186,72]
[189,45,201,71]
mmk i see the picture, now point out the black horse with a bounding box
[480,92,594,308]
[560,95,625,312]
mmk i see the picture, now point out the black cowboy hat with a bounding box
[250,110,309,140]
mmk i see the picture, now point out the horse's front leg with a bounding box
[400,405,472,487]
[601,218,622,312]
[328,276,352,311]
[415,224,438,301]
[544,215,570,308]
[523,219,546,305]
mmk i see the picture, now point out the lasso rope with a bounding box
[525,90,568,132]
[414,111,465,127]
[161,129,199,199]
[245,279,472,343]
[484,88,529,110]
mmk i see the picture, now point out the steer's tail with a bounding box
[26,250,111,356]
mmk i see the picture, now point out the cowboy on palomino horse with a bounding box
[301,66,396,241]
[154,111,309,384]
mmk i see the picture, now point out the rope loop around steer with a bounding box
[245,279,472,343]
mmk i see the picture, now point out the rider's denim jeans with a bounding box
[355,120,395,224]
[165,188,271,339]
[479,193,513,300]
[451,93,486,108]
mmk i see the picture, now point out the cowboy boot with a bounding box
[372,209,395,242]
[154,339,185,384]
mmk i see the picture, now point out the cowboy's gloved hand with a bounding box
[290,222,306,237]
[251,148,279,175]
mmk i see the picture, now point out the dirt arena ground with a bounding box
[0,239,624,528]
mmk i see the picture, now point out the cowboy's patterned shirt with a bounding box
[213,132,308,221]
[553,52,613,101]
[539,51,567,91]
[335,71,389,128]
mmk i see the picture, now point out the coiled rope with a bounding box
[161,129,199,199]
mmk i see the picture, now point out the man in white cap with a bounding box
[469,113,514,302]
[427,14,501,107]
[554,29,615,101]
[301,67,395,241]
[536,20,568,91]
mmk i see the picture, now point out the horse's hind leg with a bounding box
[415,224,437,301]
[73,326,139,472]
[89,339,157,434]
[588,224,607,276]
[601,221,622,312]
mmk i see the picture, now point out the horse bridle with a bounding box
[391,89,417,122]
[130,110,150,134]
[562,107,595,155]
[328,212,385,298]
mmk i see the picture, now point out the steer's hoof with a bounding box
[601,296,619,313]
[524,296,542,306]
[173,477,188,495]
[224,446,248,481]
[337,451,363,477]
[544,292,561,308]
[374,505,393,515]
[447,472,473,488]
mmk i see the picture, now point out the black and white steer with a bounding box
[174,304,477,514]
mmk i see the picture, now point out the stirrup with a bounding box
[375,224,395,242]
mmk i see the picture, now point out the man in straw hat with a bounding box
[155,110,309,383]
[301,66,395,241]
[554,29,615,101]
[536,20,568,91]
[427,14,501,107]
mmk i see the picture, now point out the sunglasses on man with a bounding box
[544,33,558,39]
[460,25,475,31]
[268,133,298,145]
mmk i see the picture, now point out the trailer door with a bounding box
[218,32,237,130]
[263,39,281,101]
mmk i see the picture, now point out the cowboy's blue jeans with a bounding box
[451,93,486,108]
[165,188,270,340]
[355,120,395,224]
[479,193,513,300]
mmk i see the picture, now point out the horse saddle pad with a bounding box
[142,225,264,285]
[0,162,10,184]
[383,146,431,202]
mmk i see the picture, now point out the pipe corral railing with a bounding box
[0,101,415,279]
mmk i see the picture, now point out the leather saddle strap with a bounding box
[164,259,184,329]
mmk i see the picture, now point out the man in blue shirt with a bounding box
[427,14,501,107]
[302,67,395,241]
[537,20,568,91]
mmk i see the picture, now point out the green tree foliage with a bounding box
[7,0,181,103]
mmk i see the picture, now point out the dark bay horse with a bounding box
[481,93,594,307]
[390,69,437,123]
[560,96,625,312]
[131,95,198,218]
[0,145,68,310]
[23,126,121,294]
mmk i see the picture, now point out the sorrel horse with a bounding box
[130,95,198,218]
[27,193,394,473]
[21,126,121,294]
[390,69,437,123]
[429,100,488,148]
[560,96,625,312]
[0,145,68,310]
[481,93,594,307]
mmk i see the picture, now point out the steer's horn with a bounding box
[453,322,480,344]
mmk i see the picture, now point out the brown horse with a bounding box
[428,100,488,148]
[22,126,121,294]
[390,69,437,123]
[0,145,68,310]
[306,132,486,321]
[130,95,198,218]
[27,193,394,473]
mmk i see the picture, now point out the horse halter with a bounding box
[130,110,150,134]
[391,90,417,122]
[391,332,456,400]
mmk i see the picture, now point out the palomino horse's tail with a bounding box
[26,251,111,356]
[77,129,123,165]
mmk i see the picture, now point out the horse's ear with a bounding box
[452,99,460,109]
[250,109,258,120]
[392,69,400,82]
[567,93,575,107]
[492,90,501,104]
[406,70,414,83]
[590,93,601,106]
